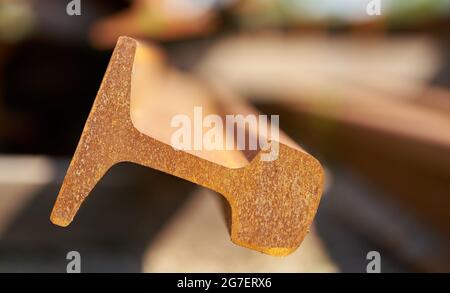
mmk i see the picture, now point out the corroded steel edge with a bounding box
[50,36,324,256]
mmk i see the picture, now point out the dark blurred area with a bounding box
[0,0,449,272]
[0,0,130,154]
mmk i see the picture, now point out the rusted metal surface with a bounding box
[50,36,324,256]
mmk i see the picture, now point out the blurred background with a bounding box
[0,0,449,272]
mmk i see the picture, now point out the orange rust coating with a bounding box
[50,37,324,256]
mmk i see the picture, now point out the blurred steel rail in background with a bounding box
[196,34,450,237]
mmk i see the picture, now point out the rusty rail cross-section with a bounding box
[50,36,324,256]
